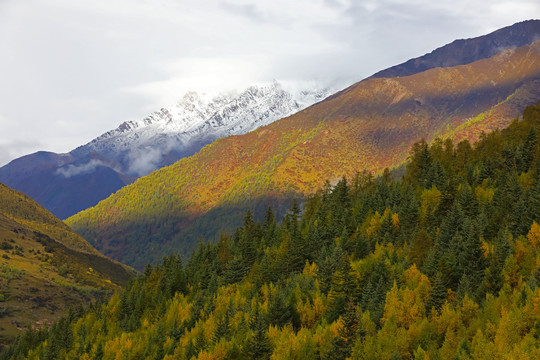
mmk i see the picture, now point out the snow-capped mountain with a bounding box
[74,80,331,176]
[0,80,331,218]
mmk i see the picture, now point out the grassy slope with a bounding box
[0,183,99,255]
[67,41,540,269]
[0,183,134,347]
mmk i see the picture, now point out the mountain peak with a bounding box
[180,90,203,103]
[77,80,332,176]
[371,19,540,78]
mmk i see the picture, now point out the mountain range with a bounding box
[2,21,539,221]
[65,20,540,269]
[1,19,540,353]
[0,82,330,219]
[0,183,133,347]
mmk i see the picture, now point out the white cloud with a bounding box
[0,0,538,166]
[56,159,107,178]
[127,147,165,177]
[122,56,269,109]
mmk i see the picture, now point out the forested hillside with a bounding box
[3,101,540,359]
[67,39,540,270]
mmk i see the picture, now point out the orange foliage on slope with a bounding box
[67,41,540,268]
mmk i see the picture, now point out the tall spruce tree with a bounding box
[244,307,272,360]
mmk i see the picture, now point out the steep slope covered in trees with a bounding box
[5,101,540,359]
[0,184,134,348]
[68,39,540,269]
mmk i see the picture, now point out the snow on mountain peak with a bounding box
[75,80,332,176]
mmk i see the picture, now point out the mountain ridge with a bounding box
[0,81,330,219]
[74,80,331,177]
[67,37,540,269]
[371,19,540,78]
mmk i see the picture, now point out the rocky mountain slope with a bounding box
[0,82,330,219]
[67,34,540,269]
[0,183,134,347]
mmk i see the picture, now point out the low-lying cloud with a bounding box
[56,159,107,178]
[127,147,164,177]
[126,136,189,177]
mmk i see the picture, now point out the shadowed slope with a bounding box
[67,40,540,269]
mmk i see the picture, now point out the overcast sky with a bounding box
[0,0,538,166]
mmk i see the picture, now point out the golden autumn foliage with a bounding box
[3,101,540,360]
[528,221,540,250]
[0,184,134,347]
[66,41,540,270]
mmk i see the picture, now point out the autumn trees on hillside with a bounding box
[3,101,540,360]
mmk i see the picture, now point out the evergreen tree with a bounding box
[457,184,478,218]
[93,343,104,360]
[457,273,475,300]
[267,291,293,329]
[509,194,529,235]
[425,160,446,189]
[426,271,447,316]
[398,185,420,238]
[481,255,503,296]
[329,256,359,304]
[224,256,247,284]
[330,177,352,238]
[244,308,272,360]
[409,228,432,268]
[316,245,343,293]
[193,329,206,356]
[238,210,258,269]
[436,201,464,253]
[212,304,232,345]
[518,127,537,172]
[162,255,187,296]
[455,219,486,289]
[327,301,359,360]
[282,199,307,273]
[262,206,278,247]
[168,319,184,342]
[406,139,432,185]
[184,339,195,360]
[526,180,540,228]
